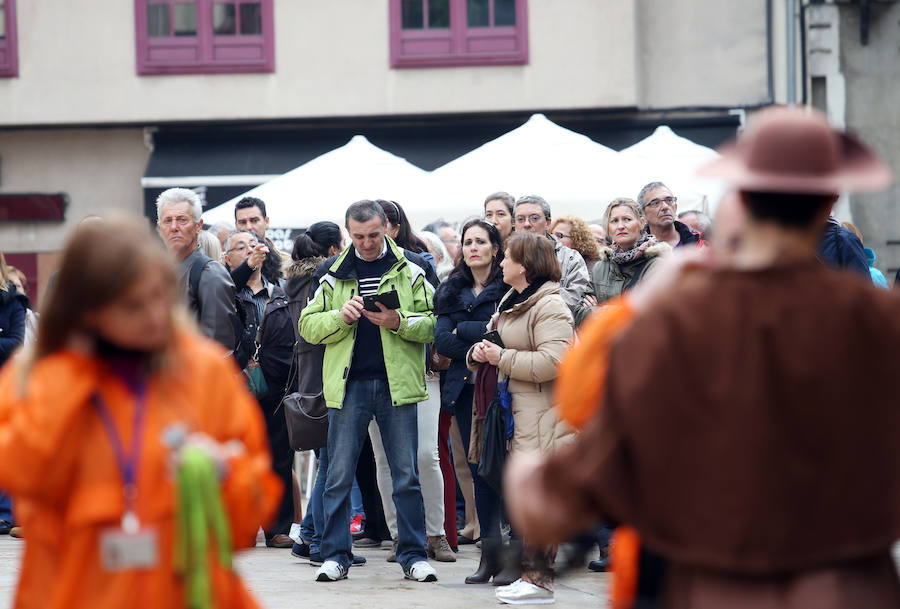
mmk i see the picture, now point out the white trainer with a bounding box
[404,560,438,582]
[495,578,555,604]
[315,560,348,582]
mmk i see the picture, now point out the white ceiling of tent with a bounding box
[202,135,429,228]
[202,116,726,231]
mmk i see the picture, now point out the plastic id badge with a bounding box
[99,527,159,571]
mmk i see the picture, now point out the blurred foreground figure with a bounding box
[506,107,900,609]
[0,217,280,609]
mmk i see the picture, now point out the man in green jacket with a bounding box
[300,199,438,583]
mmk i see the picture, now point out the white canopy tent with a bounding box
[202,135,430,229]
[427,114,621,224]
[613,126,724,215]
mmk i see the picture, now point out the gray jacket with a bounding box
[179,247,237,351]
[553,239,590,310]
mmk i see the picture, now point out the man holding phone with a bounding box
[300,200,438,584]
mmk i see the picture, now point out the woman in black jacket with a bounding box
[433,219,508,583]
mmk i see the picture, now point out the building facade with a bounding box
[0,0,780,303]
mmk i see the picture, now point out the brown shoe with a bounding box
[265,534,294,548]
[427,535,457,562]
[386,539,398,562]
[9,527,22,539]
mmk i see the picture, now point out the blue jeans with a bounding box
[0,492,12,525]
[305,447,332,554]
[321,378,426,570]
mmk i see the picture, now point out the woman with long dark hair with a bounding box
[433,219,508,582]
[0,217,280,608]
[376,199,429,254]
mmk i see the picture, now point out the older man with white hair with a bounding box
[156,187,237,351]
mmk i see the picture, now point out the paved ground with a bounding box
[3,534,897,608]
[0,535,609,608]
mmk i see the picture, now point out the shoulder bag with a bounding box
[278,281,329,452]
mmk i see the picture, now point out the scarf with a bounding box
[610,234,659,265]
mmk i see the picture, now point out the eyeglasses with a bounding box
[644,196,677,210]
[228,243,256,254]
[552,232,571,241]
[515,214,546,225]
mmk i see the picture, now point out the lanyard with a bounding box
[91,382,149,533]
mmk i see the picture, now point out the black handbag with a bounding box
[282,390,328,452]
[278,279,329,452]
[477,396,509,494]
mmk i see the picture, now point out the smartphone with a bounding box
[482,330,504,348]
[363,289,401,312]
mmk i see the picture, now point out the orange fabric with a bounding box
[556,297,635,429]
[0,331,282,609]
[610,526,642,609]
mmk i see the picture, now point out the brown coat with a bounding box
[537,259,900,590]
[469,281,575,456]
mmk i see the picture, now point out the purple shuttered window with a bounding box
[390,0,528,68]
[0,0,18,78]
[135,0,274,75]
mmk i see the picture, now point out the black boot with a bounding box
[491,539,523,586]
[465,538,501,584]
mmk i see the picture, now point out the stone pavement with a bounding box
[0,535,610,608]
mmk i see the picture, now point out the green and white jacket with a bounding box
[299,236,436,409]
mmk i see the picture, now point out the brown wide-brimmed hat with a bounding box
[698,106,891,194]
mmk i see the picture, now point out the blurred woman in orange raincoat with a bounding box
[0,217,281,609]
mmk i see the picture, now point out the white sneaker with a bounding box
[495,578,555,604]
[404,560,438,582]
[315,560,348,582]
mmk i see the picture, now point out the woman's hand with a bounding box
[481,340,502,366]
[471,342,488,363]
[582,294,598,308]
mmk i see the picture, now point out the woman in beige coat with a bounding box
[469,232,574,605]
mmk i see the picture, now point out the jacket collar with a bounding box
[433,272,507,314]
[498,279,560,316]
[330,236,403,280]
[674,220,702,247]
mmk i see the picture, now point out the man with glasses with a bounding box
[156,187,237,351]
[223,229,297,549]
[513,194,589,308]
[636,182,702,248]
[232,196,288,289]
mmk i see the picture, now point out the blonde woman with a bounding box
[572,198,670,326]
[0,250,27,369]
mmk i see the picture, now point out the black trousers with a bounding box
[263,401,294,538]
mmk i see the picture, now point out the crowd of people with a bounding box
[0,106,898,608]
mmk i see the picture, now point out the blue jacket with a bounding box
[433,272,508,411]
[0,287,27,369]
[818,219,869,278]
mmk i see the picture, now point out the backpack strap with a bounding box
[187,250,215,316]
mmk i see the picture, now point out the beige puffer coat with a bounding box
[468,280,575,455]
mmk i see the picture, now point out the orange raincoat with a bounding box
[0,330,282,609]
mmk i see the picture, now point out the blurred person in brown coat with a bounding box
[505,106,900,609]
